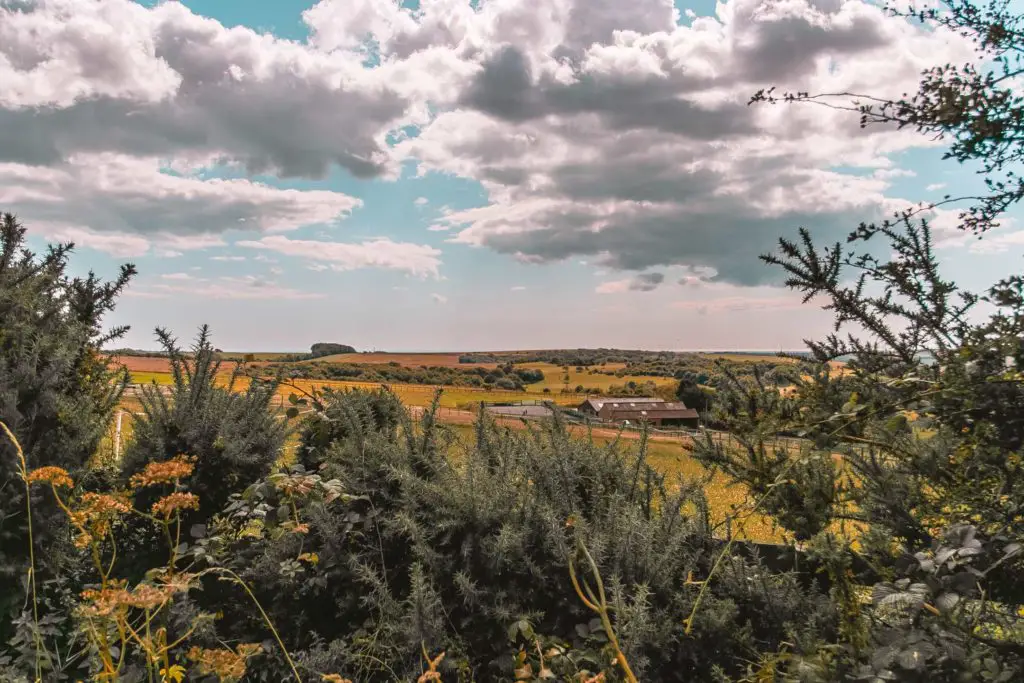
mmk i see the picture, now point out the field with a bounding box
[513,361,677,393]
[109,348,820,546]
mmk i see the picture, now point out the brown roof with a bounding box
[597,400,698,420]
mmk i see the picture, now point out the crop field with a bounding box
[514,361,677,393]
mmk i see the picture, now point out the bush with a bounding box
[205,395,830,681]
[0,213,134,642]
[117,326,288,576]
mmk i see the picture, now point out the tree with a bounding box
[675,373,713,415]
[752,0,1024,237]
[0,213,134,641]
[117,326,288,577]
[692,2,1024,678]
[309,343,356,358]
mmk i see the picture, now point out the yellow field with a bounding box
[516,361,677,394]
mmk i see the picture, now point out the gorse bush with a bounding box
[122,326,287,521]
[0,213,134,646]
[5,2,1024,680]
[202,390,831,682]
[116,326,288,580]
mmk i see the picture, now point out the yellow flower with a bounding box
[131,456,195,488]
[151,492,200,518]
[26,466,73,488]
[187,644,262,682]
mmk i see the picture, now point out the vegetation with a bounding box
[261,360,544,391]
[2,1,1024,681]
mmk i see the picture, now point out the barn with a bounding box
[577,398,699,428]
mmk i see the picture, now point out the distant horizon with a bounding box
[105,345,814,356]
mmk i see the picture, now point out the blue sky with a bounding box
[4,0,1021,351]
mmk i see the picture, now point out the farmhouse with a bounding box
[577,397,699,428]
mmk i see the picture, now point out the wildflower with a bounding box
[80,583,131,618]
[131,456,195,488]
[417,651,444,683]
[151,492,200,518]
[80,492,132,516]
[124,583,175,610]
[187,644,262,681]
[321,676,352,683]
[26,466,73,488]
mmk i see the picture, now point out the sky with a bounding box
[2,0,1022,352]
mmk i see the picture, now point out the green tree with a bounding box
[0,213,134,642]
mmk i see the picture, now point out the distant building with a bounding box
[577,397,699,428]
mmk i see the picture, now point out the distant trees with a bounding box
[675,373,713,414]
[309,342,356,358]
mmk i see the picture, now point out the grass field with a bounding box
[515,361,677,394]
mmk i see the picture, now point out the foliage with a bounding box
[692,2,1024,677]
[0,212,134,643]
[310,343,357,358]
[117,326,288,576]
[198,391,830,682]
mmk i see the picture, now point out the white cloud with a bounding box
[965,229,1024,255]
[130,273,323,300]
[0,0,986,292]
[926,182,947,192]
[414,196,429,206]
[380,0,976,285]
[431,293,448,304]
[0,0,414,178]
[511,285,526,291]
[596,272,664,293]
[160,272,195,281]
[238,235,443,278]
[307,263,329,271]
[2,154,360,255]
[211,256,247,262]
[269,266,284,276]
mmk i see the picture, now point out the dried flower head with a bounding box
[187,644,262,681]
[151,492,200,518]
[131,455,195,488]
[68,492,132,547]
[26,466,73,488]
[79,582,131,618]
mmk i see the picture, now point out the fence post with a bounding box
[114,410,123,461]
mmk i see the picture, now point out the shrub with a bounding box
[117,326,288,576]
[0,213,134,642]
[203,394,833,681]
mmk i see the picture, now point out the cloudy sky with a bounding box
[3,0,1021,351]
